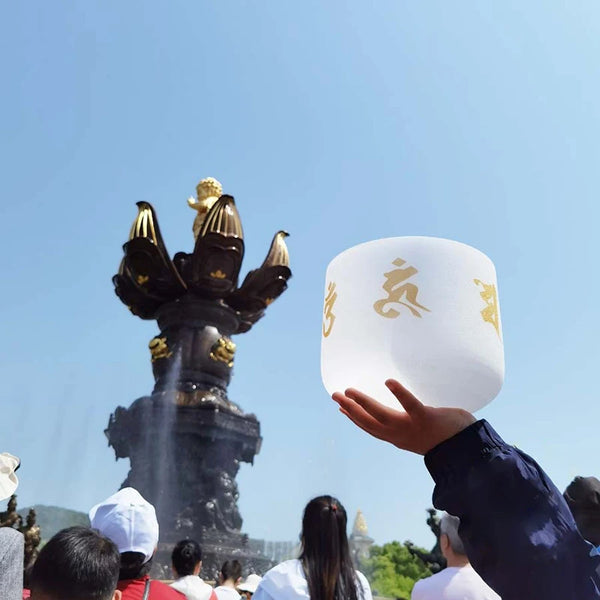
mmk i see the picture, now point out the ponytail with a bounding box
[300,496,360,600]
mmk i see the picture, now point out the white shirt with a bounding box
[253,559,372,600]
[411,565,500,600]
[213,585,242,600]
[170,575,215,600]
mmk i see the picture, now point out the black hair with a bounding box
[299,495,360,600]
[564,476,600,545]
[172,539,202,577]
[30,526,120,600]
[220,559,242,582]
[119,551,153,580]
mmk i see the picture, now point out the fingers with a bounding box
[338,408,390,442]
[344,388,397,425]
[332,392,391,439]
[385,379,424,414]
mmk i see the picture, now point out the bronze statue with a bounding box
[20,509,41,570]
[0,496,42,573]
[0,495,22,529]
[405,508,446,573]
[107,177,291,577]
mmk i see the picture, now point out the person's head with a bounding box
[564,476,600,546]
[299,495,359,600]
[30,526,122,600]
[88,487,159,581]
[439,514,468,566]
[237,573,262,599]
[219,560,242,587]
[172,539,203,578]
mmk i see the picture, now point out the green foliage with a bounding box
[363,541,432,600]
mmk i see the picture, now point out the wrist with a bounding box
[424,420,504,486]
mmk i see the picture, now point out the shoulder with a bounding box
[214,586,241,599]
[355,570,372,600]
[170,578,185,592]
[265,559,303,576]
[256,560,308,600]
[171,575,215,598]
[0,527,23,570]
[0,527,23,557]
[0,527,22,542]
[457,566,500,598]
[410,573,441,599]
[151,579,186,598]
[260,559,305,584]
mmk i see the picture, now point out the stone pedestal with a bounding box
[106,393,273,577]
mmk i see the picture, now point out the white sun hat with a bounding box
[0,453,20,501]
[89,487,159,562]
[238,573,263,593]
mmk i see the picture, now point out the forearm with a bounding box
[425,420,600,600]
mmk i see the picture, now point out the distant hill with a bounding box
[20,505,89,541]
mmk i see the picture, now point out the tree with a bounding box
[364,541,432,600]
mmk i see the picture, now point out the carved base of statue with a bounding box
[154,530,275,580]
[106,393,273,577]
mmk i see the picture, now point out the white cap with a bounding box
[0,453,19,501]
[238,573,262,593]
[89,487,159,562]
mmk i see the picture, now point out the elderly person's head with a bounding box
[440,514,468,566]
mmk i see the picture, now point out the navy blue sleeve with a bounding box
[424,420,600,600]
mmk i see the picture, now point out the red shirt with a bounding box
[117,576,185,600]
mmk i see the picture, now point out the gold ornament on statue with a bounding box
[210,337,236,367]
[149,336,172,362]
[188,177,224,239]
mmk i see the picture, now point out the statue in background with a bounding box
[0,495,21,529]
[405,508,446,573]
[20,509,41,571]
[0,496,42,572]
[106,177,292,576]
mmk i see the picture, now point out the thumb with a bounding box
[385,379,424,414]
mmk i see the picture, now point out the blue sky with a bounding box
[2,1,600,550]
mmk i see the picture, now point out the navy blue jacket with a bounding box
[424,420,600,599]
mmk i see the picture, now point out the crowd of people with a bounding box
[3,378,600,600]
[0,481,372,600]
